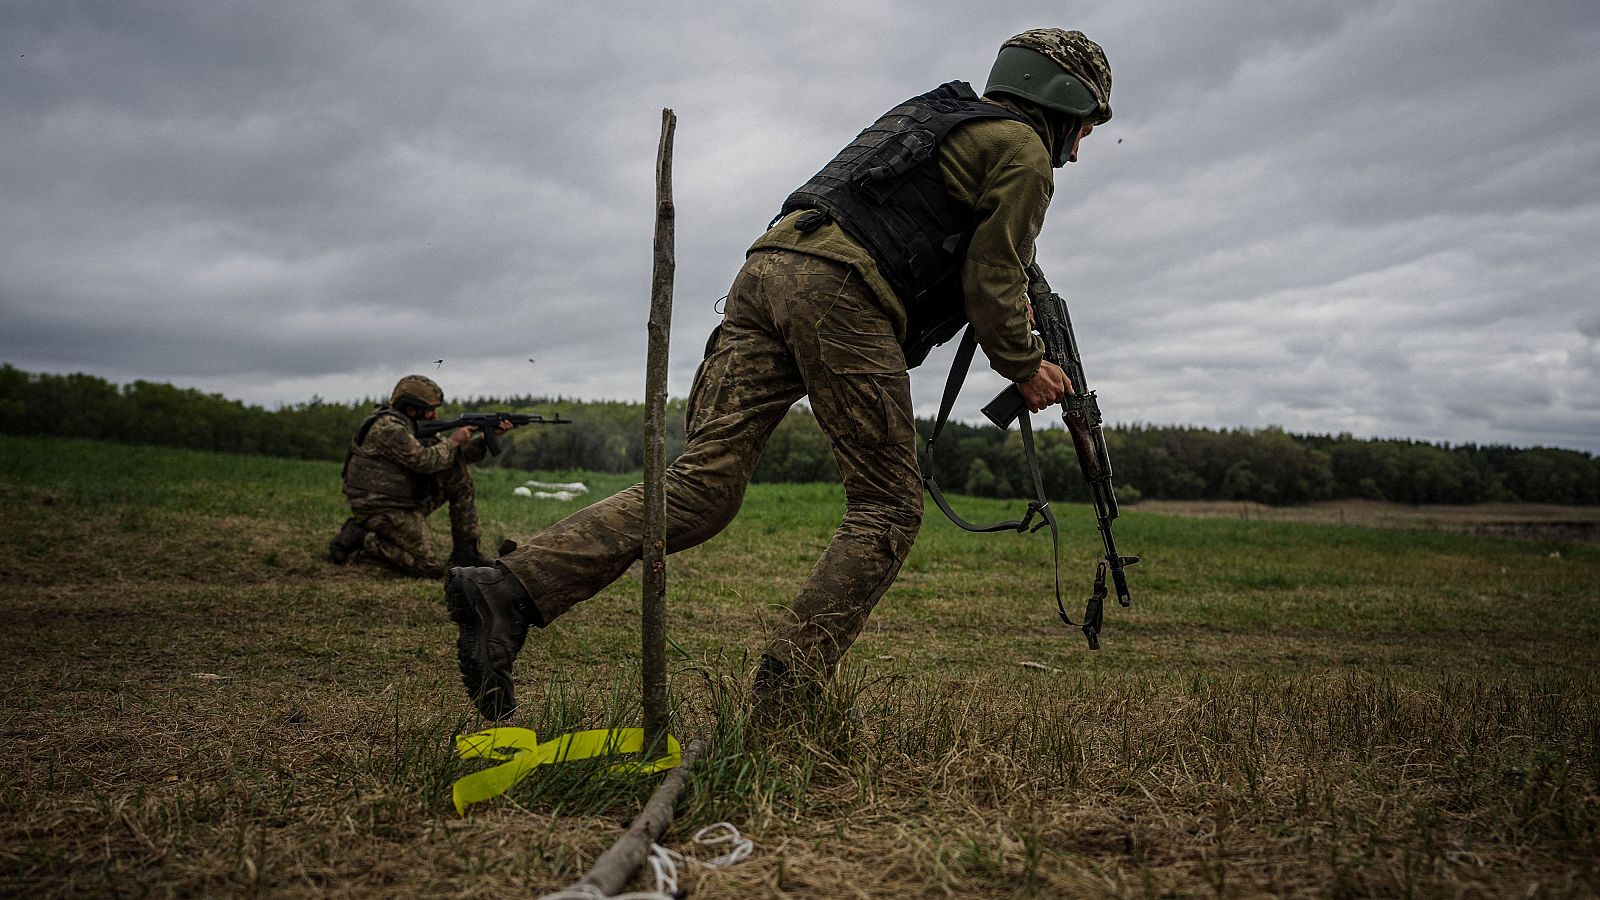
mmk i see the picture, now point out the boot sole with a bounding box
[445,571,517,721]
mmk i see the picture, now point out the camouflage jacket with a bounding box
[341,408,485,511]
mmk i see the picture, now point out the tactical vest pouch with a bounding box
[852,128,936,202]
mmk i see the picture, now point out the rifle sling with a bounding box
[921,327,1078,628]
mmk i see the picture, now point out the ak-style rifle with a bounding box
[978,264,1138,649]
[922,263,1138,648]
[418,411,571,456]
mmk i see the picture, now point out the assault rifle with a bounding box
[418,411,571,456]
[979,264,1139,649]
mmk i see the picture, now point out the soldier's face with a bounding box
[1065,121,1093,164]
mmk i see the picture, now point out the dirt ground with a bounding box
[1136,498,1600,542]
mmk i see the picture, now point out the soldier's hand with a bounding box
[449,427,473,448]
[1018,360,1073,412]
[495,419,514,435]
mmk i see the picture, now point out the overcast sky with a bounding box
[4,1,1597,452]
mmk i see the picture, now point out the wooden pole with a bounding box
[641,108,676,758]
[563,110,694,900]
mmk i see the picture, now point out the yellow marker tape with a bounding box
[452,727,682,815]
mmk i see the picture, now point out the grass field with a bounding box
[1,434,1597,898]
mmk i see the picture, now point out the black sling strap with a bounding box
[920,327,1081,627]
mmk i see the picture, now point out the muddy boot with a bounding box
[750,653,824,730]
[445,565,535,721]
[448,538,495,569]
[328,518,367,565]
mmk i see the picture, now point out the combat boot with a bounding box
[750,653,824,730]
[447,538,495,569]
[328,518,367,565]
[445,565,533,721]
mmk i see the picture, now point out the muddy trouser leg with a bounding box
[753,255,923,697]
[422,460,482,548]
[496,250,810,626]
[360,508,446,578]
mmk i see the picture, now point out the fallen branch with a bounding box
[569,738,705,897]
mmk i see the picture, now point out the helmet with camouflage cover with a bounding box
[985,28,1113,125]
[390,374,444,412]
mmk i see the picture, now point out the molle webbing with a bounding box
[777,81,1028,356]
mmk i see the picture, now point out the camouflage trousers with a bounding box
[499,249,923,686]
[356,461,480,578]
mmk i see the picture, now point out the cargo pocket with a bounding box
[816,330,913,447]
[684,324,725,432]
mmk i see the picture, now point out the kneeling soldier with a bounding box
[329,374,508,577]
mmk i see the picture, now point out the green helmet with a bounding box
[390,374,444,411]
[985,29,1113,125]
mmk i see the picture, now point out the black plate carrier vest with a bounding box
[777,81,1030,368]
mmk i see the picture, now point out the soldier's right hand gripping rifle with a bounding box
[980,263,1139,649]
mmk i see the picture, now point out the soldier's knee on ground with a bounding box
[363,533,445,579]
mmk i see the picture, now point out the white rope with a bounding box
[684,822,755,868]
[536,822,753,900]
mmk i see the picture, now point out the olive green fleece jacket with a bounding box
[751,95,1057,383]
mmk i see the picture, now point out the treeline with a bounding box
[0,365,358,461]
[916,421,1600,506]
[3,364,1597,505]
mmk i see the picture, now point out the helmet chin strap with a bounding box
[1051,115,1082,168]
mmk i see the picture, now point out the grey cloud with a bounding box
[2,0,1597,453]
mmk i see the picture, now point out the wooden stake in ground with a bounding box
[564,107,688,900]
[641,107,676,759]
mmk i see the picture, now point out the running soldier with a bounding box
[447,29,1114,720]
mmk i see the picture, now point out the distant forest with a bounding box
[4,364,1596,506]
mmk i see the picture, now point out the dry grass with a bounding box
[1,436,1598,897]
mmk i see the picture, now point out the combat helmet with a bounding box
[985,28,1113,126]
[390,374,444,413]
